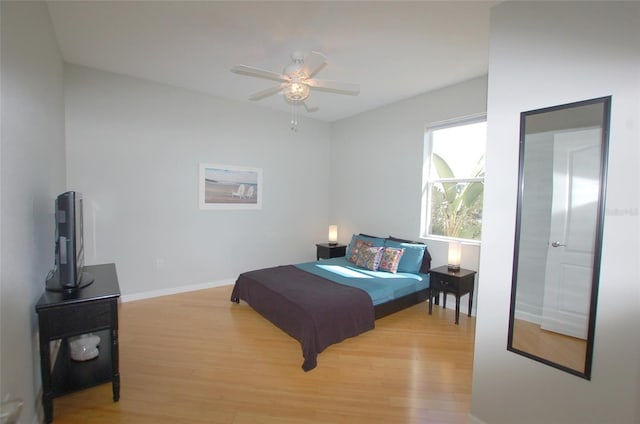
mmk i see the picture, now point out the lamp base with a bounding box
[447,264,461,272]
[328,242,338,246]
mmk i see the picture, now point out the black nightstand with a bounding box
[316,243,347,260]
[428,265,476,324]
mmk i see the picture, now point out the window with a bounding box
[421,117,486,242]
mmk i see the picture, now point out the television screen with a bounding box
[48,191,92,291]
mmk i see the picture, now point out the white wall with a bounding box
[330,76,488,314]
[514,132,553,322]
[64,65,332,298]
[0,2,66,423]
[470,2,640,423]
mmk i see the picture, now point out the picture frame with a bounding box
[199,163,263,210]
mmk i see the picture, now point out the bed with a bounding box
[230,234,432,371]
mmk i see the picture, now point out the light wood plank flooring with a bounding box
[52,286,475,423]
[511,318,586,372]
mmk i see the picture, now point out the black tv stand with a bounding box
[45,271,95,293]
[36,263,120,423]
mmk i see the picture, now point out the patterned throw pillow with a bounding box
[345,234,385,258]
[347,239,373,264]
[384,239,426,273]
[378,247,405,273]
[354,246,384,271]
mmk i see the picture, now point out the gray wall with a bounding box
[514,132,553,322]
[0,2,66,423]
[330,76,488,313]
[470,1,640,423]
[64,65,332,299]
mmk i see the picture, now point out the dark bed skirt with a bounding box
[374,288,430,320]
[231,287,431,320]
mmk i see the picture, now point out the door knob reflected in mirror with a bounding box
[551,241,566,247]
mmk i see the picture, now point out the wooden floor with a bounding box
[52,286,476,423]
[511,318,586,372]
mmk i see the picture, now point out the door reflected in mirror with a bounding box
[508,96,611,379]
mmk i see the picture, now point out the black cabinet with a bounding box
[315,243,347,260]
[36,263,121,423]
[428,265,476,324]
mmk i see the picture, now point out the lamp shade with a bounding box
[328,225,338,245]
[448,241,462,271]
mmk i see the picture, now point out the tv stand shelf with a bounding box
[51,329,113,396]
[36,263,120,423]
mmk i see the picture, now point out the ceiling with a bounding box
[46,1,498,122]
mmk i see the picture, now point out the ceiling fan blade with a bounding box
[231,65,290,82]
[249,83,287,101]
[306,78,360,96]
[302,101,319,113]
[303,51,327,78]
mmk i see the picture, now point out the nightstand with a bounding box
[316,243,347,260]
[428,265,476,324]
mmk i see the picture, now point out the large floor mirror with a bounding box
[508,96,611,379]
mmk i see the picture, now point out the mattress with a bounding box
[295,257,430,305]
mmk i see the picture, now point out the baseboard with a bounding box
[467,413,488,424]
[121,279,235,303]
[514,299,542,324]
[34,386,43,424]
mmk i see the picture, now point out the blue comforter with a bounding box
[295,257,430,306]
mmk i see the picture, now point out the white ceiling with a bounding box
[46,1,498,122]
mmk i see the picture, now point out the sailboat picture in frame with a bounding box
[199,163,263,210]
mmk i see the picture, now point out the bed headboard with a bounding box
[357,233,432,273]
[386,235,432,273]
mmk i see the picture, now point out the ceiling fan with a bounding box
[231,51,360,116]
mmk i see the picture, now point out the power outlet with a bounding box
[155,258,165,270]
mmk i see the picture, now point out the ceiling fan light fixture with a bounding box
[231,51,359,131]
[284,82,310,102]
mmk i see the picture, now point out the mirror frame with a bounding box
[507,96,611,380]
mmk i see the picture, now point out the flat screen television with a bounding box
[46,191,93,291]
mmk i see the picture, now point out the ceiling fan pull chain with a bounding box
[290,102,298,132]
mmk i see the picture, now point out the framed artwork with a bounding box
[199,163,263,210]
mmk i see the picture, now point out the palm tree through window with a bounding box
[422,117,486,242]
